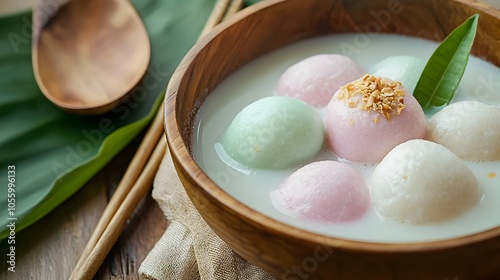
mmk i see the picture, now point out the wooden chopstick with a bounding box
[200,0,231,38]
[69,0,243,279]
[69,102,164,280]
[73,138,167,280]
[224,0,244,20]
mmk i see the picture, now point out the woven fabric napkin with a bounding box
[138,147,275,280]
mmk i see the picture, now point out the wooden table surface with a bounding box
[0,132,167,279]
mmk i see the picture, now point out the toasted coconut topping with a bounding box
[336,74,406,121]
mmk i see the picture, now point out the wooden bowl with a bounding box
[165,0,500,279]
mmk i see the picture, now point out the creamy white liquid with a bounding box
[192,34,500,243]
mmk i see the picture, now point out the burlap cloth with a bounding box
[138,147,275,280]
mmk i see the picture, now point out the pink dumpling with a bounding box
[325,74,426,164]
[276,161,369,223]
[276,54,364,107]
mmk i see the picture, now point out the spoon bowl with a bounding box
[33,0,150,115]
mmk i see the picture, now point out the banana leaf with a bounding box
[0,0,222,239]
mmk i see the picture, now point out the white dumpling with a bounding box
[370,139,481,224]
[427,101,500,161]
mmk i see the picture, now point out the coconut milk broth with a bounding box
[192,34,500,243]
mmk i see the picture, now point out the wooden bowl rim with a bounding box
[165,0,500,253]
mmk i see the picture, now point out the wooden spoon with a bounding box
[32,0,150,115]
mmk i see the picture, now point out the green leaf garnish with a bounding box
[413,14,479,109]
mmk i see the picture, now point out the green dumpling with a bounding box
[220,96,324,169]
[370,55,425,93]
